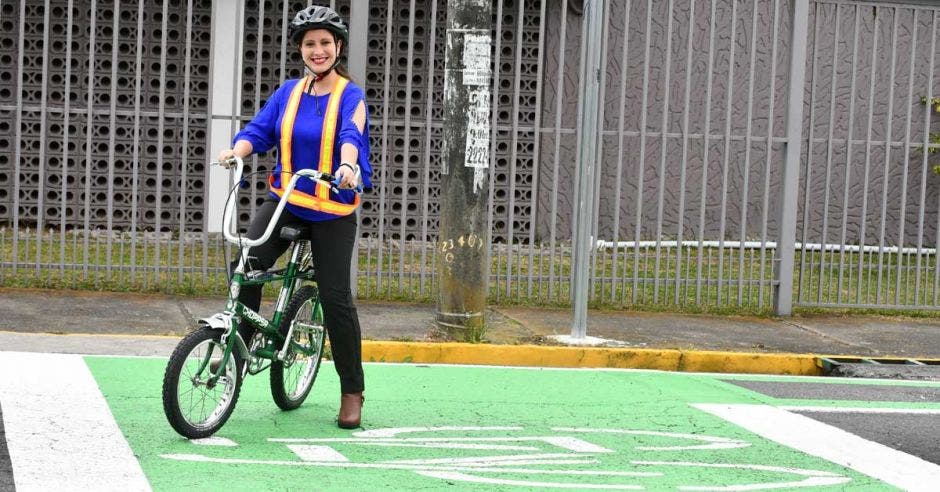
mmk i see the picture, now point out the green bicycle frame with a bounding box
[210,238,317,377]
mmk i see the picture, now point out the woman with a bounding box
[217,5,371,429]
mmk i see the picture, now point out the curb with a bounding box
[361,341,823,376]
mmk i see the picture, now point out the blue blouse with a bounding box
[234,77,372,222]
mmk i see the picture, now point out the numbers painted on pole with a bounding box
[440,234,484,260]
[439,234,484,273]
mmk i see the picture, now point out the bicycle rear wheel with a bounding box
[271,285,325,410]
[162,327,243,438]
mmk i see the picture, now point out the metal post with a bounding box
[773,0,809,316]
[348,1,369,299]
[437,0,492,341]
[571,0,604,338]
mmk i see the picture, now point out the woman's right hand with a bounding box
[217,149,238,168]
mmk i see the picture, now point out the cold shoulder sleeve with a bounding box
[337,83,373,190]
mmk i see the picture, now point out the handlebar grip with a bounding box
[330,177,364,194]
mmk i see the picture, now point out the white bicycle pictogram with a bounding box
[162,425,851,489]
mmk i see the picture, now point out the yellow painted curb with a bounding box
[678,350,821,376]
[362,341,823,376]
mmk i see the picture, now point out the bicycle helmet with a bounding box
[290,5,348,45]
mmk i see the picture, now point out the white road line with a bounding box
[0,351,150,491]
[780,406,940,414]
[694,403,940,492]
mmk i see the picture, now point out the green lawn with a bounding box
[2,227,939,316]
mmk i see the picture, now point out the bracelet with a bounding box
[338,162,359,174]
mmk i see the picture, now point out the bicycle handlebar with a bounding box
[216,156,361,248]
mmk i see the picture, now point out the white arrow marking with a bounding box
[287,445,349,462]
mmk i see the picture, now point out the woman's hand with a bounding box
[335,162,360,190]
[217,149,238,168]
[217,141,253,168]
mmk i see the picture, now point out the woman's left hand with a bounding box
[335,163,360,190]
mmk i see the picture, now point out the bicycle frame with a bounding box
[200,157,336,378]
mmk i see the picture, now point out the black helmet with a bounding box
[290,5,348,45]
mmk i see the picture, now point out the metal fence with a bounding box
[1,0,939,315]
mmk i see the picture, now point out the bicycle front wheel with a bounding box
[162,327,243,438]
[270,285,326,410]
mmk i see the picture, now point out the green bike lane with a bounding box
[78,356,940,491]
[92,357,940,490]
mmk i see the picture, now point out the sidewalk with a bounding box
[2,287,939,377]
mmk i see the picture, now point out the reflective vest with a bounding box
[268,75,360,216]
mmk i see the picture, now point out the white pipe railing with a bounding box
[594,239,937,255]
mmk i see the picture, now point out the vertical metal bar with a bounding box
[278,0,289,84]
[248,0,264,217]
[375,0,394,296]
[914,11,937,305]
[398,0,417,296]
[82,0,98,278]
[548,0,568,303]
[60,0,75,275]
[178,0,194,286]
[631,0,653,304]
[10,0,25,275]
[759,0,781,308]
[869,8,904,304]
[652,0,675,304]
[71,230,77,288]
[612,0,633,304]
[896,9,919,305]
[856,8,882,304]
[132,0,144,283]
[695,0,717,306]
[154,0,169,274]
[875,9,900,304]
[716,0,739,307]
[773,0,809,316]
[35,0,52,275]
[817,4,842,304]
[106,0,120,279]
[505,0,525,298]
[488,0,505,303]
[588,9,610,303]
[526,0,548,299]
[797,1,822,304]
[935,175,940,305]
[674,0,695,306]
[736,0,760,306]
[419,0,439,296]
[593,13,611,303]
[835,6,861,304]
[571,0,604,338]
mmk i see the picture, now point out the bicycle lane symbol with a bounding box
[161,426,851,489]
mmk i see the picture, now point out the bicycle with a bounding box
[162,156,359,439]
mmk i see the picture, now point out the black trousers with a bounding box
[234,197,364,394]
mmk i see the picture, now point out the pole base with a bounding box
[436,311,486,342]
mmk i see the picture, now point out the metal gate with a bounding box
[794,0,940,309]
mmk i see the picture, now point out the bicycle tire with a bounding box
[270,285,325,410]
[162,327,244,438]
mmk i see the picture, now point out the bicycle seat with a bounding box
[279,226,308,242]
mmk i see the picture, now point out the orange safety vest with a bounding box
[268,75,360,216]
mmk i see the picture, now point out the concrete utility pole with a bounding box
[437,0,492,341]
